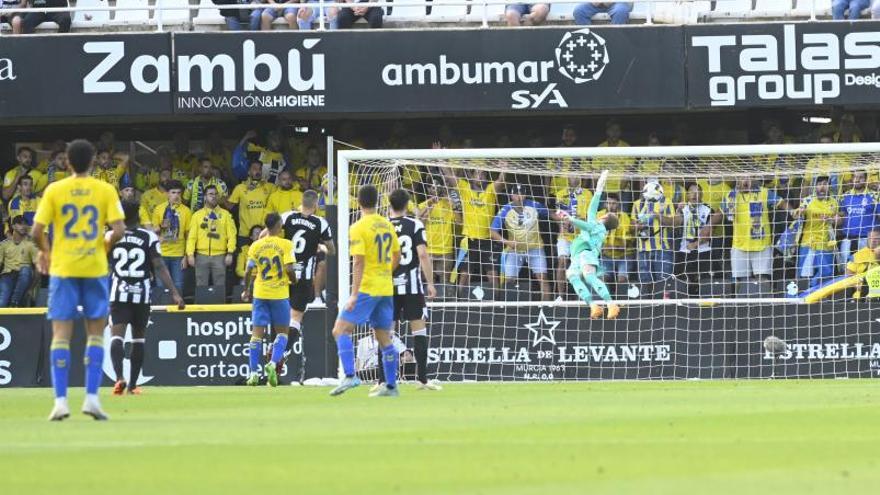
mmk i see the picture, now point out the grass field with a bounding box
[1,381,879,494]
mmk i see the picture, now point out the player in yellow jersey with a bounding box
[241,213,296,388]
[32,140,126,421]
[330,185,401,397]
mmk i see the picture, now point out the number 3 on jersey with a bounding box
[61,204,99,240]
[398,235,413,265]
[374,233,392,262]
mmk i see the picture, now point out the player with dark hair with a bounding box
[241,213,296,387]
[275,189,335,383]
[33,139,126,421]
[330,185,401,397]
[109,201,184,395]
[557,171,621,320]
[372,189,440,391]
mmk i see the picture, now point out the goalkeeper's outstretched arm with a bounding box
[588,170,609,222]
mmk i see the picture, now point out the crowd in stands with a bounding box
[3,114,880,307]
[0,129,329,307]
[5,0,880,33]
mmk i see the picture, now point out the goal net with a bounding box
[337,143,880,381]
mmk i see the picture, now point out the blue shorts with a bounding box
[47,276,109,321]
[506,3,535,15]
[252,298,291,327]
[338,293,393,330]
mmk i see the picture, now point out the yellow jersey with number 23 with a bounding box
[34,176,124,278]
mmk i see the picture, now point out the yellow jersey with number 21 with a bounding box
[247,236,295,300]
[34,176,124,278]
[349,213,399,297]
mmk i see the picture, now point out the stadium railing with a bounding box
[0,0,846,34]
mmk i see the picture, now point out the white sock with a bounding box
[85,393,99,404]
[54,397,68,408]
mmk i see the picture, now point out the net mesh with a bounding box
[341,145,880,381]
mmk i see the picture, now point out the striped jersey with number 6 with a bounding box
[280,211,332,281]
[110,228,161,304]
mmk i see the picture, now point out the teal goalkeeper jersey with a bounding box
[568,186,608,257]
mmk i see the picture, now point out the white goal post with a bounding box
[336,142,880,381]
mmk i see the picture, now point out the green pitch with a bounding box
[1,381,879,494]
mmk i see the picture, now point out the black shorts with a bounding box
[394,293,427,322]
[466,238,500,276]
[289,278,314,312]
[110,302,151,330]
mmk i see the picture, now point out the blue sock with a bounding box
[50,340,70,399]
[84,336,104,395]
[271,334,288,364]
[382,344,398,389]
[336,334,355,377]
[248,338,262,373]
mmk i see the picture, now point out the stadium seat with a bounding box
[386,0,427,19]
[193,0,225,25]
[72,0,111,26]
[195,286,226,304]
[793,0,831,16]
[112,0,153,24]
[230,284,245,303]
[153,0,191,24]
[708,0,754,19]
[36,288,49,307]
[465,1,505,23]
[699,279,733,298]
[735,279,773,298]
[152,288,176,305]
[428,1,467,20]
[753,0,793,12]
[548,1,576,22]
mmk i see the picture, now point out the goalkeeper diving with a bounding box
[557,170,621,320]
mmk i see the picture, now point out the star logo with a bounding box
[525,309,561,347]
[555,28,610,85]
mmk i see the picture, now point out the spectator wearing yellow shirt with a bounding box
[187,185,237,290]
[796,176,841,289]
[554,176,593,296]
[3,146,46,202]
[42,150,70,187]
[295,145,327,192]
[237,130,290,185]
[599,193,634,286]
[91,148,129,190]
[140,169,171,228]
[722,178,795,282]
[802,135,851,198]
[205,130,233,183]
[632,181,680,284]
[439,165,506,292]
[0,216,39,307]
[8,175,41,227]
[266,171,303,214]
[593,120,632,195]
[151,180,192,294]
[185,158,228,211]
[546,125,586,199]
[417,179,460,291]
[35,140,66,174]
[847,229,880,276]
[236,225,264,281]
[172,131,199,178]
[225,160,276,246]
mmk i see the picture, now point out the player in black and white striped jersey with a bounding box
[277,190,335,382]
[374,189,440,391]
[108,201,184,395]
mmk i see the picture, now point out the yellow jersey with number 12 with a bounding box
[34,176,124,278]
[247,236,294,300]
[349,213,399,297]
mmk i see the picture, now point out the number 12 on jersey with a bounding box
[374,233,392,262]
